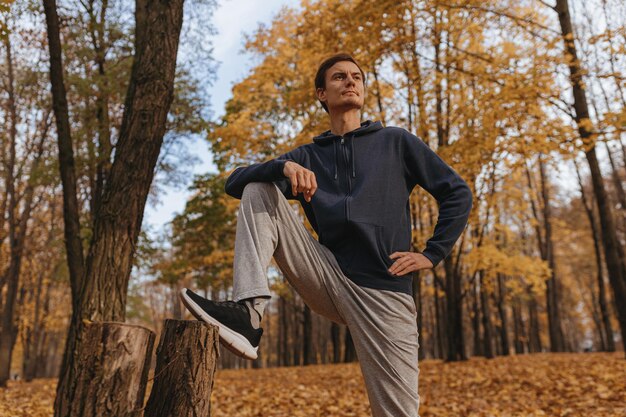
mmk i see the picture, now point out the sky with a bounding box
[143,0,299,234]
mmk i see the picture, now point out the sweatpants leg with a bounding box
[230,181,420,417]
[327,275,421,417]
[231,182,345,325]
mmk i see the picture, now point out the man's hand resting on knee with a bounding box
[283,161,317,202]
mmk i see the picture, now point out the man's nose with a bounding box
[345,74,356,86]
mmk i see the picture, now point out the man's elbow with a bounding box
[224,176,242,199]
[461,183,473,214]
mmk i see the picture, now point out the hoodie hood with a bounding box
[313,120,384,180]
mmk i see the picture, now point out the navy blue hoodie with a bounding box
[225,120,473,295]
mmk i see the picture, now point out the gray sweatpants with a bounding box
[232,182,421,417]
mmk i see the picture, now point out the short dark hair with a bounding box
[314,53,366,113]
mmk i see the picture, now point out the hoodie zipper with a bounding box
[341,135,352,219]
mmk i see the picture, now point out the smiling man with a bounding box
[181,53,473,417]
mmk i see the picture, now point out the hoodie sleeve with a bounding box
[224,147,305,200]
[402,131,473,268]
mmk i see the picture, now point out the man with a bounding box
[180,53,473,417]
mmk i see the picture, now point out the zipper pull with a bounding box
[341,136,344,145]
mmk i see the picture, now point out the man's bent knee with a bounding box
[242,182,276,199]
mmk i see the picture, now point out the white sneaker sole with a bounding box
[179,289,259,360]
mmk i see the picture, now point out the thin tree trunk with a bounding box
[554,0,626,356]
[573,158,615,351]
[538,157,566,352]
[0,97,46,386]
[42,0,85,306]
[527,292,542,353]
[331,322,341,363]
[343,327,356,363]
[303,304,313,365]
[472,278,481,356]
[495,273,510,356]
[479,270,494,358]
[512,299,525,354]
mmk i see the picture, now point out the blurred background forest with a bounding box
[1,0,625,384]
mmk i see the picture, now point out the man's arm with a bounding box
[224,147,305,200]
[402,131,473,268]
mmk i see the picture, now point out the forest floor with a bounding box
[1,352,624,416]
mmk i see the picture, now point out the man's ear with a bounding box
[316,87,326,102]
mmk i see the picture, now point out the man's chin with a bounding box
[332,99,363,112]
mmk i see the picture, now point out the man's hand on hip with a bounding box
[388,252,434,276]
[283,161,317,202]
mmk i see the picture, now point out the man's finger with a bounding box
[297,170,307,192]
[304,172,312,193]
[389,256,412,274]
[291,174,298,196]
[392,258,414,275]
[310,175,318,195]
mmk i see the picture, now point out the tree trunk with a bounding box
[434,277,445,359]
[539,157,566,352]
[41,0,85,308]
[343,327,356,363]
[293,299,301,366]
[479,271,494,359]
[331,322,341,363]
[63,322,155,417]
[303,304,313,365]
[445,263,465,361]
[46,0,186,413]
[554,0,626,356]
[144,320,219,417]
[574,159,615,351]
[472,278,482,357]
[512,299,525,354]
[527,293,542,353]
[495,273,510,356]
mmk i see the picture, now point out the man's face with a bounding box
[316,61,365,114]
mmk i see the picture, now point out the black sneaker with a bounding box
[180,288,263,360]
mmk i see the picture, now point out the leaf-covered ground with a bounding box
[1,352,625,416]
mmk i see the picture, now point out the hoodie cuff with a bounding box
[420,248,442,268]
[274,159,290,178]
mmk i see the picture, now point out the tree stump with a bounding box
[67,322,155,417]
[144,319,220,417]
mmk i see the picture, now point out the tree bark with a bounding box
[63,322,155,417]
[144,319,219,417]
